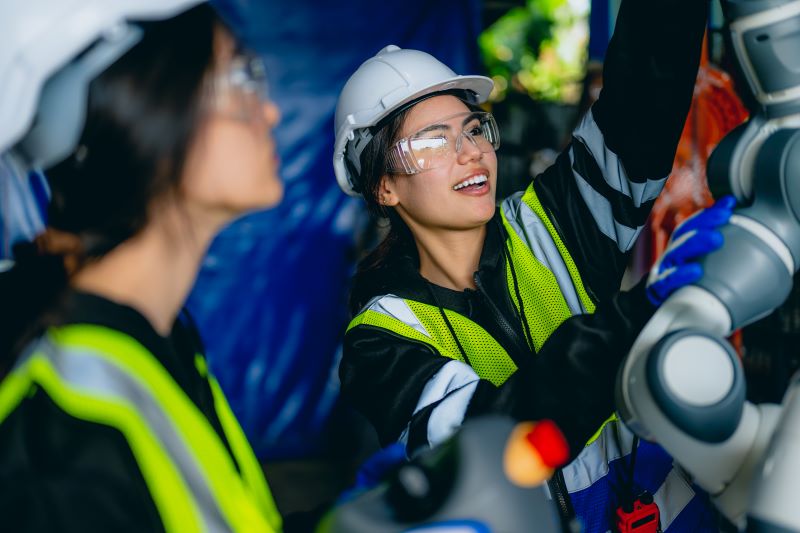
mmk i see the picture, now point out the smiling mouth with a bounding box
[453,174,488,191]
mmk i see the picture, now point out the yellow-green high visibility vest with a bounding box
[348,184,597,386]
[0,324,282,533]
[347,182,620,483]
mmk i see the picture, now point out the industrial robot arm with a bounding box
[617,1,800,529]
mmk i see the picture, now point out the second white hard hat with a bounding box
[333,45,493,197]
[0,0,205,170]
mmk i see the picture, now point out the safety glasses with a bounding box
[386,111,500,175]
[208,53,270,124]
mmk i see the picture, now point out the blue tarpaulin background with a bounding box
[188,0,483,460]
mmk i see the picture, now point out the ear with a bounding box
[378,175,399,207]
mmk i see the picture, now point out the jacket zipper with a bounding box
[473,273,531,359]
[548,469,575,530]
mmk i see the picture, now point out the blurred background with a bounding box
[3,0,799,520]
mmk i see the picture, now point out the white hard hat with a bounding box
[0,0,205,170]
[333,45,493,197]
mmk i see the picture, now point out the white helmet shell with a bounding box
[0,0,205,168]
[333,45,493,197]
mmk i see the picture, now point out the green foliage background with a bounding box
[479,0,590,104]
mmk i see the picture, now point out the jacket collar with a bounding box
[352,211,507,311]
[478,214,506,274]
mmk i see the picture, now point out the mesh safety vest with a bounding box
[0,324,282,533]
[348,185,596,385]
[347,184,624,483]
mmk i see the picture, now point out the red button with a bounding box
[525,419,569,468]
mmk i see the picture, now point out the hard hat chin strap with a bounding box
[344,128,373,193]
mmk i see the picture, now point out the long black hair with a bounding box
[0,4,217,367]
[348,108,418,316]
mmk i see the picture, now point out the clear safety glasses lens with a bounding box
[209,54,270,121]
[386,111,500,175]
[226,55,269,99]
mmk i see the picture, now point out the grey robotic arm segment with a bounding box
[701,114,800,335]
[748,376,800,530]
[617,298,781,524]
[695,212,794,329]
[710,0,800,202]
[738,127,800,263]
[727,0,800,112]
[618,288,753,477]
[616,287,733,442]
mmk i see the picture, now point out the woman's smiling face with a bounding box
[381,95,498,233]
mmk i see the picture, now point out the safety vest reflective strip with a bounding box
[348,300,517,386]
[193,355,279,522]
[519,185,595,315]
[0,324,281,533]
[0,346,201,532]
[503,185,614,447]
[499,187,596,352]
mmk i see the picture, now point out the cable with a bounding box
[502,240,536,352]
[629,435,640,505]
[425,281,471,367]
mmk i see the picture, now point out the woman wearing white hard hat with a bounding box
[0,1,283,531]
[334,0,727,531]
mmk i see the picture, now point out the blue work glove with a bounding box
[646,195,736,306]
[338,442,407,503]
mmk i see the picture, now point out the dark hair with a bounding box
[348,109,417,315]
[48,5,216,253]
[1,4,218,367]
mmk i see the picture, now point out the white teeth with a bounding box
[453,174,488,191]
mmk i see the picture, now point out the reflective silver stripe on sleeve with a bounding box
[36,340,228,531]
[361,294,430,337]
[655,468,695,531]
[570,173,645,252]
[561,419,634,492]
[502,193,585,314]
[400,360,480,449]
[570,109,659,252]
[573,109,668,206]
[427,381,479,447]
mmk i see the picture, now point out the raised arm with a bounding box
[532,0,709,303]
